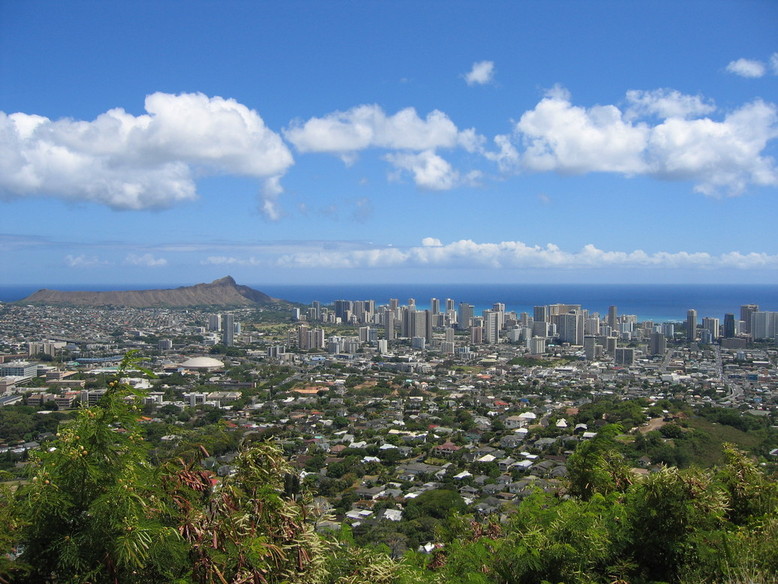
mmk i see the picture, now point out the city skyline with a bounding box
[2,1,777,286]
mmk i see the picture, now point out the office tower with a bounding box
[352,302,365,323]
[614,347,635,365]
[530,337,546,355]
[404,309,428,341]
[533,305,549,323]
[430,298,440,315]
[740,304,759,335]
[556,311,584,345]
[702,317,720,340]
[312,328,325,349]
[222,313,235,346]
[484,310,500,344]
[751,311,777,340]
[458,303,474,330]
[208,314,222,332]
[383,308,395,340]
[608,305,618,330]
[723,314,736,338]
[400,307,412,337]
[532,320,550,337]
[297,324,310,349]
[686,309,697,341]
[446,298,455,311]
[334,300,352,321]
[585,316,600,335]
[583,336,598,360]
[649,332,666,356]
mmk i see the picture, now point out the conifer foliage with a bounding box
[0,352,776,584]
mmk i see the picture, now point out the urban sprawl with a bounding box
[1,296,776,544]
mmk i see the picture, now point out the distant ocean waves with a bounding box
[2,283,776,323]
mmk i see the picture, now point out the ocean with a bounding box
[4,283,773,323]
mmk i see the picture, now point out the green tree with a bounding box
[168,441,330,584]
[12,352,186,583]
[566,424,632,500]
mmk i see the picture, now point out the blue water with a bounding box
[2,283,775,323]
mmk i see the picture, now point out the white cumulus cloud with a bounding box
[0,92,293,213]
[272,238,778,271]
[463,60,495,86]
[285,104,483,190]
[497,87,778,196]
[517,88,649,175]
[64,254,109,268]
[124,253,168,267]
[385,150,460,190]
[726,58,767,78]
[285,104,478,154]
[625,89,715,119]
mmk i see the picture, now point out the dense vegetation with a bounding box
[1,355,776,583]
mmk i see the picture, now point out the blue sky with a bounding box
[1,0,777,287]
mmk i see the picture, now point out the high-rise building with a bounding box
[430,298,440,315]
[723,314,736,338]
[334,300,352,322]
[702,317,720,340]
[649,332,666,356]
[533,305,549,323]
[752,311,777,340]
[608,305,618,330]
[686,309,697,341]
[445,298,455,312]
[615,347,635,366]
[458,303,474,330]
[740,304,759,335]
[222,313,235,346]
[208,314,222,332]
[484,310,500,344]
[556,311,584,345]
[583,336,598,360]
[383,308,395,340]
[530,337,546,355]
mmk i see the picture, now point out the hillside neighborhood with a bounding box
[1,297,776,554]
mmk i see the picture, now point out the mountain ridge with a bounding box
[18,276,286,308]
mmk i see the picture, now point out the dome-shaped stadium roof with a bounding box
[180,356,224,370]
